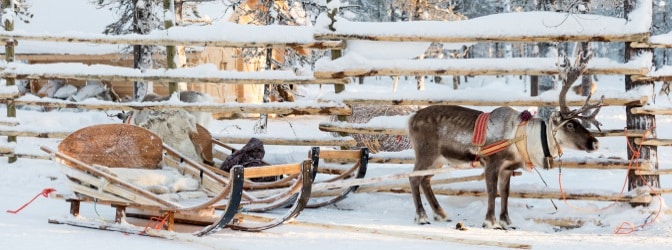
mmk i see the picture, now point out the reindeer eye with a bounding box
[566,122,574,130]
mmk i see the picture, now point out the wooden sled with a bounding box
[42,124,312,236]
[306,147,368,208]
[209,139,368,209]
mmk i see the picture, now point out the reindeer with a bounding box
[407,52,603,228]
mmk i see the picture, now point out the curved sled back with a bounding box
[194,124,214,164]
[58,124,163,169]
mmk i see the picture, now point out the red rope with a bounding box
[140,213,170,234]
[613,127,662,234]
[7,188,56,214]
[557,127,662,234]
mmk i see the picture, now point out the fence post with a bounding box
[3,0,16,163]
[163,0,178,95]
[326,0,349,140]
[625,0,659,195]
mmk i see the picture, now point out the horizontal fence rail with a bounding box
[0,25,344,49]
[314,56,651,79]
[0,62,349,85]
[7,98,352,115]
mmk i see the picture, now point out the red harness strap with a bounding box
[472,112,490,146]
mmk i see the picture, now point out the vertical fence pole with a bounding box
[326,0,349,140]
[3,0,16,163]
[625,0,659,196]
[163,0,178,95]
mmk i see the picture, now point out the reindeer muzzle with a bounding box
[587,137,599,152]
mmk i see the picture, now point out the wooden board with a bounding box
[194,125,213,164]
[58,124,163,169]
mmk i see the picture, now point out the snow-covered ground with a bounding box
[3,1,672,249]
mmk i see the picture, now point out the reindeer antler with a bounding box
[556,50,603,131]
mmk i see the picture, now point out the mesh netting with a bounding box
[331,105,418,153]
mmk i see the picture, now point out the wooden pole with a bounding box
[163,0,178,95]
[3,0,16,163]
[326,0,349,140]
[625,0,659,195]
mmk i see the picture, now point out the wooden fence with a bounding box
[0,0,668,209]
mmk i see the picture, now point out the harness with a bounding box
[124,111,134,124]
[471,111,555,170]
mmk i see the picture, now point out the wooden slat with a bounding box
[0,145,12,154]
[631,41,672,49]
[367,154,647,171]
[213,135,358,147]
[551,158,650,170]
[320,121,643,138]
[591,129,647,138]
[318,150,362,160]
[243,163,302,179]
[633,169,672,175]
[0,119,19,126]
[13,99,352,115]
[631,75,672,82]
[314,32,648,44]
[11,153,50,160]
[369,155,415,164]
[319,122,407,135]
[0,31,345,49]
[0,130,70,138]
[351,174,487,194]
[321,96,647,107]
[313,57,650,79]
[630,107,672,115]
[530,217,601,228]
[428,187,652,203]
[635,138,672,147]
[315,65,649,79]
[0,93,18,99]
[0,70,348,86]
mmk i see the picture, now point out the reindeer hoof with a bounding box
[433,213,451,222]
[482,220,503,229]
[415,215,431,225]
[498,220,513,229]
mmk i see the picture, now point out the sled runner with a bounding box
[41,124,313,236]
[210,139,369,209]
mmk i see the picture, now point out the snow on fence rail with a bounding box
[313,55,652,79]
[313,8,650,43]
[0,23,344,49]
[318,89,648,107]
[0,62,348,85]
[12,96,352,115]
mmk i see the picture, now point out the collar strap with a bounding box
[540,120,552,158]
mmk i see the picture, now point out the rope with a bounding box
[93,198,108,223]
[557,127,662,234]
[6,188,56,214]
[140,212,171,235]
[613,127,662,234]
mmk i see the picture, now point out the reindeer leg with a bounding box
[482,164,500,229]
[498,169,514,228]
[409,176,430,224]
[420,175,450,222]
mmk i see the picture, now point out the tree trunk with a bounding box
[133,0,154,101]
[164,0,178,95]
[625,0,659,194]
[4,0,16,163]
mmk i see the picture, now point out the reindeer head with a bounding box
[551,51,603,153]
